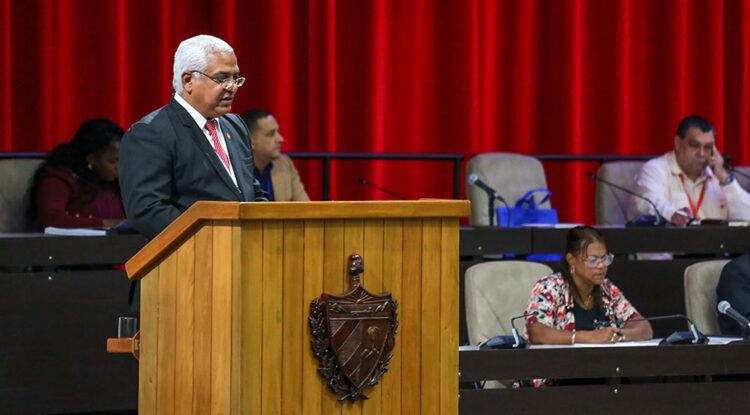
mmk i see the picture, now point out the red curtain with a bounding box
[3,0,750,223]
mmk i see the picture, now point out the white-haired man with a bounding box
[120,34,267,240]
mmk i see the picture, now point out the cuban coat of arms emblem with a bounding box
[309,254,399,401]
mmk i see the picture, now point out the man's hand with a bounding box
[709,145,730,183]
[670,208,693,226]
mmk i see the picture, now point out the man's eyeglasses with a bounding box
[583,253,614,268]
[192,71,246,89]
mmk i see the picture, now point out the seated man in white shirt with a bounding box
[629,115,750,226]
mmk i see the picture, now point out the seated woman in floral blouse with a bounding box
[525,226,653,345]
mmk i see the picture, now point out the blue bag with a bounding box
[496,188,559,228]
[496,188,561,262]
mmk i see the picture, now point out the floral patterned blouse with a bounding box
[524,272,642,333]
[517,272,642,388]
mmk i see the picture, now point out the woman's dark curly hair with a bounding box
[558,225,608,309]
[27,118,124,223]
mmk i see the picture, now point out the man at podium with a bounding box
[120,34,267,240]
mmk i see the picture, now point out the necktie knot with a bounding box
[206,119,218,134]
[206,119,232,172]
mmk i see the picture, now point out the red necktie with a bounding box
[206,119,233,173]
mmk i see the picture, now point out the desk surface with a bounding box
[459,342,750,414]
[460,225,750,255]
[0,233,147,413]
[0,233,147,267]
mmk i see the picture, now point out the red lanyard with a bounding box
[678,174,707,218]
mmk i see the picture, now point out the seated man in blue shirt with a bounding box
[241,109,310,201]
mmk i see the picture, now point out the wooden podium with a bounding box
[125,200,469,414]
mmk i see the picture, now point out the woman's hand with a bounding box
[576,327,623,344]
[102,218,124,228]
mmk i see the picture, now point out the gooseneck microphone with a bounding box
[479,314,528,349]
[727,165,750,182]
[467,174,510,227]
[585,172,668,226]
[717,301,750,334]
[357,177,407,200]
[597,313,708,344]
[467,174,501,199]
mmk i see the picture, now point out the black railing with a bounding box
[531,154,656,163]
[6,151,736,200]
[286,152,464,200]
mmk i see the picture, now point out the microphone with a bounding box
[467,174,510,227]
[467,174,500,198]
[358,177,407,200]
[717,300,750,334]
[585,172,668,227]
[727,165,750,182]
[479,314,528,349]
[596,314,707,345]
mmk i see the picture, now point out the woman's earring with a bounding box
[87,163,93,170]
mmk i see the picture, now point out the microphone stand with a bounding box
[603,314,708,344]
[487,193,495,227]
[479,314,528,349]
[586,172,669,226]
[358,177,407,200]
[467,174,511,226]
[728,165,750,182]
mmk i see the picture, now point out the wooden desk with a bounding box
[459,342,750,414]
[460,225,750,256]
[4,227,750,413]
[0,233,146,414]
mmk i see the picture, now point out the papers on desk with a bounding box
[530,339,661,349]
[459,336,744,351]
[459,345,481,351]
[705,336,744,344]
[528,336,743,349]
[44,227,108,236]
[520,223,584,229]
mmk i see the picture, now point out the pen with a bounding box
[674,209,695,225]
[593,319,624,329]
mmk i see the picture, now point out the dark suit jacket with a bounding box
[119,97,266,239]
[716,253,750,336]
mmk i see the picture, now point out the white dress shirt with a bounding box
[628,151,750,221]
[174,94,237,186]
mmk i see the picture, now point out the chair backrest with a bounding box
[464,260,554,345]
[594,161,645,225]
[683,259,729,336]
[466,153,549,226]
[0,158,44,233]
[733,166,750,192]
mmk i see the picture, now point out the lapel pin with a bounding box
[227,132,232,140]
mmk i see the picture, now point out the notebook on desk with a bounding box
[44,226,108,236]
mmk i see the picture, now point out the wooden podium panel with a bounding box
[127,201,469,415]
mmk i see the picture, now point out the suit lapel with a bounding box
[219,117,253,201]
[168,99,243,199]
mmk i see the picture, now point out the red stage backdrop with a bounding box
[2,0,750,224]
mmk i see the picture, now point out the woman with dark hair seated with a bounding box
[525,226,653,345]
[29,118,125,230]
